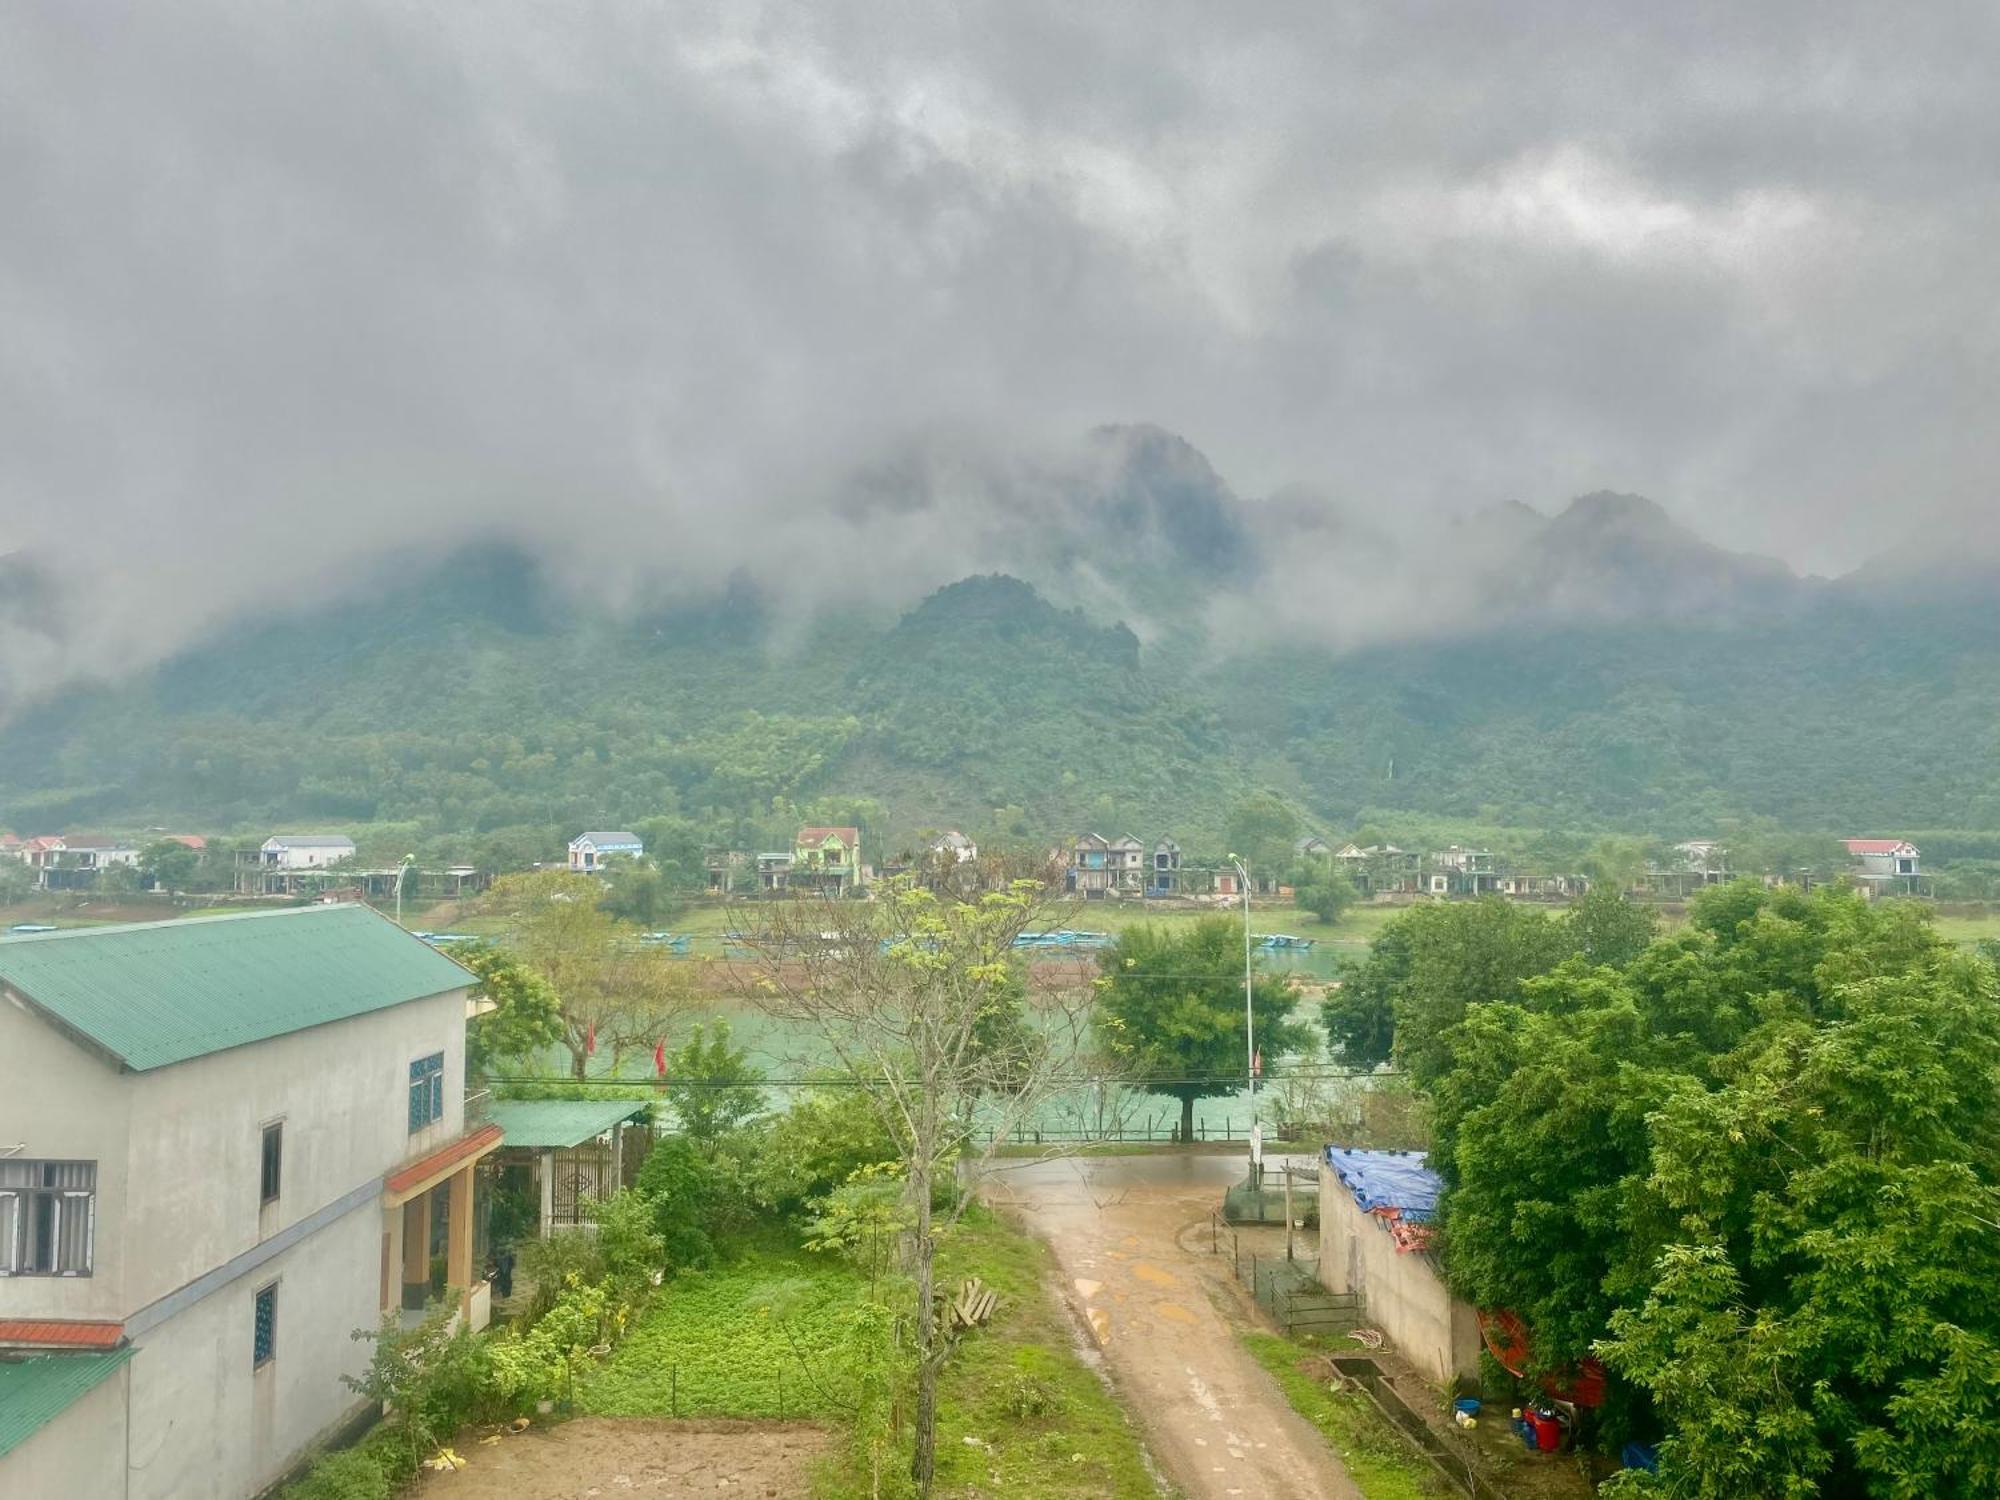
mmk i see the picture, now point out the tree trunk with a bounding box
[910,1153,938,1494]
[1180,1092,1196,1144]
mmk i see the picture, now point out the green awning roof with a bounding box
[0,905,473,1071]
[489,1097,647,1149]
[0,1348,133,1460]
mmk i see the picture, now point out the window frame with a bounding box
[0,1160,96,1278]
[252,1281,278,1369]
[260,1120,284,1206]
[408,1052,445,1134]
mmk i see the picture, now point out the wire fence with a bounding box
[1206,1211,1360,1338]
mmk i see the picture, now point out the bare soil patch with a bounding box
[413,1417,832,1499]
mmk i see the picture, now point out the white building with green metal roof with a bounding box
[0,904,498,1500]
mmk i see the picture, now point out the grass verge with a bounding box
[1240,1331,1450,1499]
[927,1209,1160,1498]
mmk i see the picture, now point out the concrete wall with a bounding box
[0,1358,128,1499]
[125,1204,379,1500]
[1318,1163,1482,1386]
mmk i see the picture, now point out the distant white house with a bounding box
[568,831,643,874]
[0,905,493,1500]
[929,830,977,864]
[1844,838,1922,894]
[257,835,355,870]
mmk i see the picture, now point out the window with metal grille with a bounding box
[253,1283,277,1367]
[260,1122,283,1205]
[0,1160,95,1276]
[408,1052,445,1133]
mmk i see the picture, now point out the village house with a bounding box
[1497,873,1587,900]
[1844,838,1924,896]
[0,905,496,1500]
[1424,846,1500,897]
[928,830,977,864]
[257,834,357,870]
[704,849,749,894]
[22,835,142,892]
[567,831,643,874]
[1066,834,1145,898]
[1335,844,1422,897]
[1148,838,1183,896]
[792,826,863,896]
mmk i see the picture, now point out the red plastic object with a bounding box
[1527,1411,1563,1453]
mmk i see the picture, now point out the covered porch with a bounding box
[381,1123,504,1331]
[487,1098,651,1238]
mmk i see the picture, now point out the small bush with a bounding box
[1002,1371,1067,1420]
[279,1436,397,1500]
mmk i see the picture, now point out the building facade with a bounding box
[0,906,496,1500]
[568,831,643,874]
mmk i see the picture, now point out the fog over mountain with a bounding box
[4,2,1999,701]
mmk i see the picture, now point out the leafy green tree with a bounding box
[1566,884,1658,968]
[1388,898,1576,1086]
[456,944,566,1078]
[1293,871,1353,925]
[1601,956,2000,1496]
[139,838,199,892]
[633,1136,722,1269]
[1320,922,1409,1067]
[0,861,29,906]
[96,860,142,896]
[597,860,674,928]
[489,870,693,1077]
[1225,792,1300,883]
[665,1020,766,1146]
[1097,917,1306,1142]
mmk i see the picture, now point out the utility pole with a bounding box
[1230,855,1258,1186]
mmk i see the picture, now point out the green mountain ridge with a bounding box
[5,536,2000,865]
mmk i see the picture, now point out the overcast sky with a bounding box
[3,2,1997,686]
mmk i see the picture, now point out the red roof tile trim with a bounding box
[1844,839,1912,855]
[0,1320,125,1349]
[384,1123,503,1197]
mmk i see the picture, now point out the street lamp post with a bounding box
[395,854,415,928]
[1229,855,1258,1183]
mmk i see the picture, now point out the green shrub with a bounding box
[519,1228,607,1321]
[635,1137,720,1268]
[280,1446,392,1500]
[586,1188,666,1302]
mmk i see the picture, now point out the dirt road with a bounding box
[983,1152,1360,1500]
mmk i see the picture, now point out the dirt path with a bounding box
[413,1417,831,1498]
[984,1152,1361,1500]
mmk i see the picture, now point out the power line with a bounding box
[481,1068,1400,1089]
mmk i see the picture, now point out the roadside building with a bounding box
[0,905,497,1500]
[704,849,749,894]
[1149,838,1183,896]
[1316,1147,1480,1385]
[567,831,643,874]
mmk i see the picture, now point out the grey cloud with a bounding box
[1,1,1997,698]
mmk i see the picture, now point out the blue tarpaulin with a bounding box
[1323,1147,1441,1222]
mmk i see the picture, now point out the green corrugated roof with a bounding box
[489,1097,646,1148]
[0,1348,133,1459]
[0,905,474,1071]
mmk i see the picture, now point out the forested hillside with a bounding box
[4,529,2000,865]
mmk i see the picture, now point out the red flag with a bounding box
[653,1039,667,1078]
[585,1021,596,1056]
[1252,1047,1263,1079]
